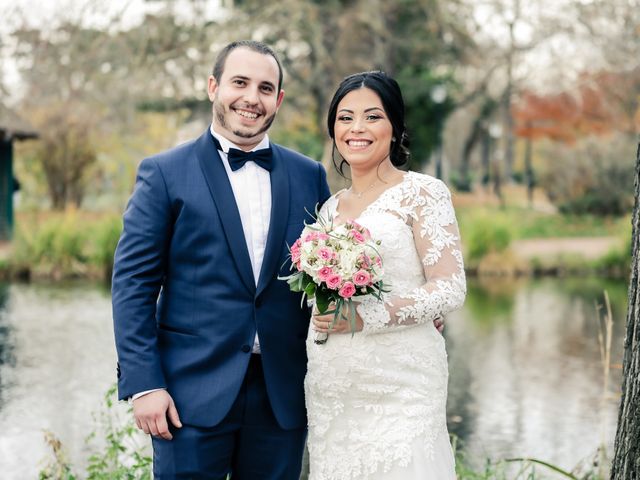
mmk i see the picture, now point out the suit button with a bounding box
[255,297,262,308]
[241,345,251,353]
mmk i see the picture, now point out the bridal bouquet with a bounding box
[280,210,386,342]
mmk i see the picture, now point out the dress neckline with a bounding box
[333,171,412,223]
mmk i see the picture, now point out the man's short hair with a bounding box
[212,40,284,92]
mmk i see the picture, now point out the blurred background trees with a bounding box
[0,0,637,214]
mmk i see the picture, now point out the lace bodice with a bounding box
[305,171,465,480]
[327,171,466,331]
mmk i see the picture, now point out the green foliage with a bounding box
[591,223,632,276]
[88,215,123,279]
[14,212,87,277]
[85,385,152,479]
[39,385,151,480]
[457,206,630,240]
[271,114,325,162]
[398,66,458,170]
[464,215,513,262]
[454,437,608,479]
[12,212,121,280]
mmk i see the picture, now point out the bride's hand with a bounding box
[312,304,363,334]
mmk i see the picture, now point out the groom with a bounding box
[112,40,330,479]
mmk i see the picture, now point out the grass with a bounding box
[456,205,630,241]
[453,184,630,240]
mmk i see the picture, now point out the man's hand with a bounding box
[133,390,182,440]
[434,316,444,334]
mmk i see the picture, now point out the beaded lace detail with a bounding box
[305,172,465,480]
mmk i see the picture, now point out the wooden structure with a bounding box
[0,106,37,240]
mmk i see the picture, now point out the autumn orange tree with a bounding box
[512,71,636,213]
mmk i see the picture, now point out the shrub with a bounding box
[88,215,122,280]
[13,212,87,277]
[593,222,632,276]
[12,212,122,280]
[464,215,513,262]
[539,134,635,216]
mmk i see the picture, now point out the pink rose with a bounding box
[317,266,334,282]
[349,230,365,243]
[339,281,356,298]
[318,233,330,241]
[303,231,318,243]
[352,269,371,286]
[317,247,334,261]
[290,240,302,263]
[350,221,371,239]
[325,274,342,290]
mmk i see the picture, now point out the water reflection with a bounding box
[447,277,627,470]
[0,283,117,478]
[0,278,629,477]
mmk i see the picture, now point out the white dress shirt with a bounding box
[131,126,272,401]
[210,125,272,356]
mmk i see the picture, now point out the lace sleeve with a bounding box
[356,178,466,334]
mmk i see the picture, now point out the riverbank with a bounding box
[0,199,630,282]
[0,234,628,281]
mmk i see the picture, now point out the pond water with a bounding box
[0,277,628,478]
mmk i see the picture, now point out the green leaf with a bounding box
[304,282,316,297]
[316,290,330,314]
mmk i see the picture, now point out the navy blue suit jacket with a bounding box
[112,129,331,430]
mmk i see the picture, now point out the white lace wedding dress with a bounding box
[305,171,466,480]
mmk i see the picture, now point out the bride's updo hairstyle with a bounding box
[327,70,410,176]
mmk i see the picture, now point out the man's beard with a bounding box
[213,99,276,139]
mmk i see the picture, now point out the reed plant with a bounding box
[11,211,121,281]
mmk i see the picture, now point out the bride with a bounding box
[304,71,466,480]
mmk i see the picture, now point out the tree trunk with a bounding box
[524,131,534,208]
[502,18,515,183]
[610,142,640,478]
[481,130,490,189]
[459,123,481,192]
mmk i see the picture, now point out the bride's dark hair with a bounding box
[326,71,410,176]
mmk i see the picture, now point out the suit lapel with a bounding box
[257,144,290,297]
[196,130,255,295]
